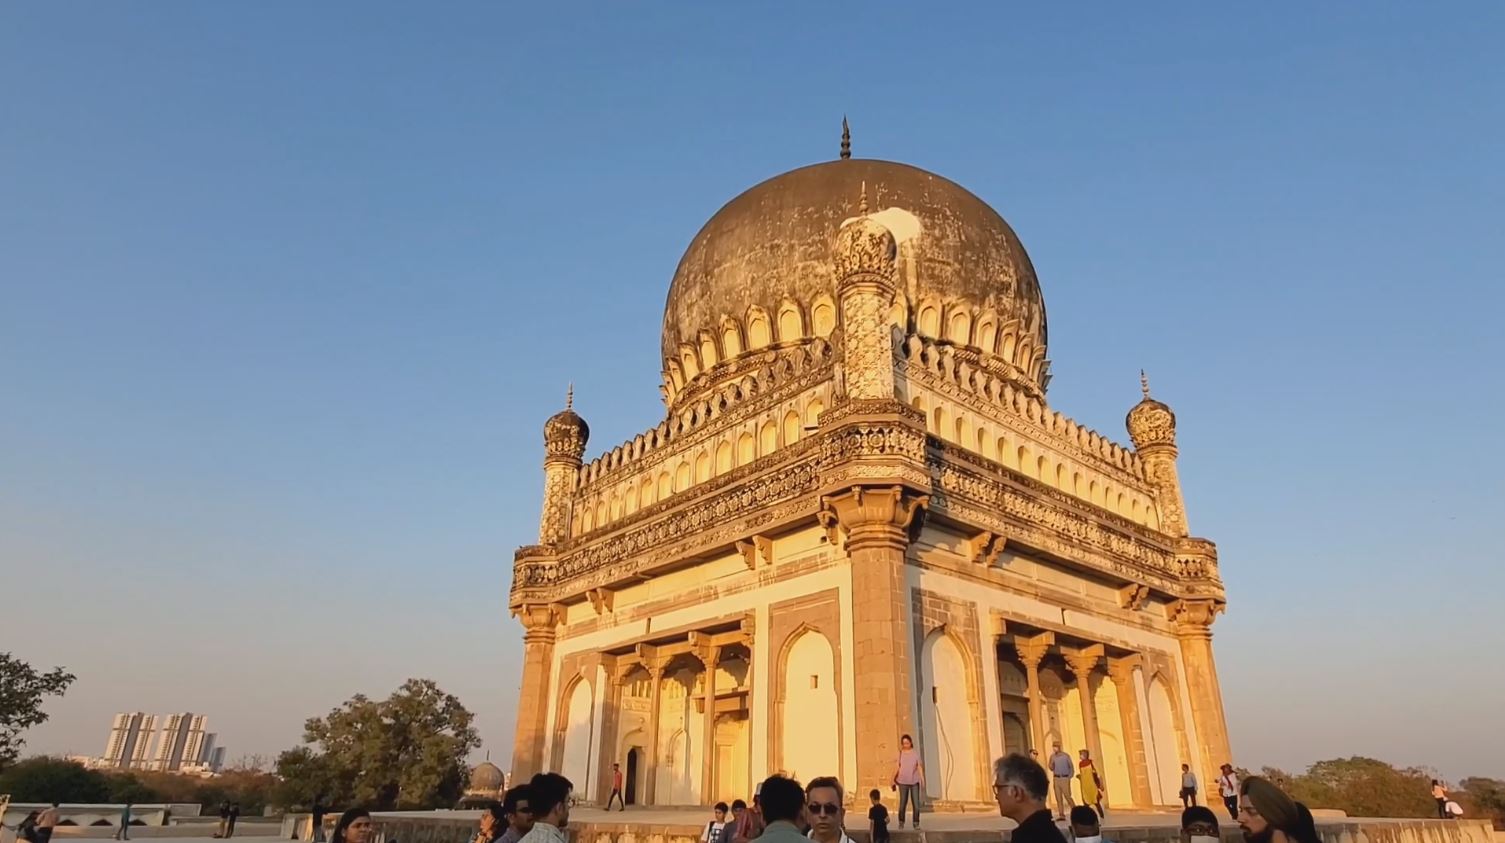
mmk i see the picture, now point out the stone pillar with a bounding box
[642,660,666,805]
[1064,645,1107,791]
[699,644,721,803]
[1126,376,1187,537]
[825,485,927,800]
[833,189,898,402]
[1107,655,1154,808]
[539,392,588,544]
[1172,599,1233,785]
[510,604,559,782]
[1015,633,1054,755]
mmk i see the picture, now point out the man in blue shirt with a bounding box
[1047,742,1077,820]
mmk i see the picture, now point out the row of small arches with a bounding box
[918,396,1160,530]
[571,394,829,537]
[579,342,831,488]
[664,294,1048,407]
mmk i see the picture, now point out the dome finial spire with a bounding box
[858,180,869,215]
[840,116,851,160]
[1140,369,1150,399]
[565,382,574,409]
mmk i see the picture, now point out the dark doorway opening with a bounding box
[625,747,641,805]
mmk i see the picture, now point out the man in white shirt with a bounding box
[518,773,572,843]
[805,777,854,843]
[1217,764,1239,821]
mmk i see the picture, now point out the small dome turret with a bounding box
[1126,371,1176,450]
[544,385,589,463]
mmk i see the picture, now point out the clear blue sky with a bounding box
[3,3,1502,781]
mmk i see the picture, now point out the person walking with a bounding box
[114,802,132,841]
[866,790,889,843]
[750,776,805,843]
[311,797,327,843]
[1077,750,1105,817]
[226,803,241,839]
[892,734,925,830]
[1180,765,1199,808]
[1431,781,1448,819]
[990,753,1067,843]
[1046,743,1076,820]
[605,763,625,811]
[216,802,231,839]
[1217,765,1240,821]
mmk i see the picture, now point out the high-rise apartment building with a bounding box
[150,713,208,772]
[102,712,157,769]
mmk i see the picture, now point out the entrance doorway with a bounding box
[625,747,641,805]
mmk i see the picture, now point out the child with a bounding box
[868,789,890,843]
[1070,806,1106,843]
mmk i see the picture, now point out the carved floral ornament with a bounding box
[833,212,898,285]
[1126,398,1176,450]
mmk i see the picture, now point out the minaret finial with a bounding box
[840,116,851,160]
[565,382,574,409]
[858,180,869,215]
[1140,370,1150,400]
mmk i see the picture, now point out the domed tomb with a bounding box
[661,158,1048,409]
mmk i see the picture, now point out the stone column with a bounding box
[833,189,899,402]
[1015,633,1054,755]
[699,644,721,803]
[1064,645,1107,792]
[1172,599,1233,784]
[539,391,588,544]
[510,604,559,782]
[825,485,927,800]
[1107,655,1154,808]
[642,660,666,806]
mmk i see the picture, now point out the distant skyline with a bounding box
[3,3,1502,780]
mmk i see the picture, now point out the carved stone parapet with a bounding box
[821,485,929,551]
[1174,536,1221,583]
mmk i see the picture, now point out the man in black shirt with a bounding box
[992,753,1067,843]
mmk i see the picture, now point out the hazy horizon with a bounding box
[4,3,1502,783]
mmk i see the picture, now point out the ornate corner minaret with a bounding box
[539,385,588,545]
[834,184,899,402]
[1126,371,1188,537]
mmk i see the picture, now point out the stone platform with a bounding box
[349,808,1495,843]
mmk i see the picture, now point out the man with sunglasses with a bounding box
[497,785,534,843]
[804,777,852,843]
[993,753,1066,843]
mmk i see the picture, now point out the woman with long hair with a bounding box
[892,734,925,829]
[330,810,372,843]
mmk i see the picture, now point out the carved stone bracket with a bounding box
[1063,643,1106,677]
[516,603,562,643]
[1168,598,1224,635]
[1015,631,1055,668]
[735,535,775,571]
[1106,653,1142,687]
[588,587,614,616]
[1118,583,1151,611]
[968,531,1008,567]
[821,485,930,551]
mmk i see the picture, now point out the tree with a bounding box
[277,678,481,810]
[1458,778,1505,829]
[0,653,77,768]
[1244,758,1439,819]
[0,757,110,802]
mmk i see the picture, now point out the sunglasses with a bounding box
[807,803,840,817]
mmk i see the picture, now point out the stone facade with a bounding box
[508,149,1232,809]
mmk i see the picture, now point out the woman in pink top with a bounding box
[892,734,925,829]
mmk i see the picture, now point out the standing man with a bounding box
[1217,765,1239,821]
[1047,743,1076,821]
[114,802,132,841]
[991,754,1067,843]
[226,803,240,839]
[216,802,231,838]
[607,763,626,811]
[749,776,805,843]
[311,796,327,843]
[1180,764,1199,808]
[518,773,572,843]
[35,803,60,843]
[498,784,535,843]
[805,777,852,843]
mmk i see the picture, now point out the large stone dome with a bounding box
[660,158,1048,408]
